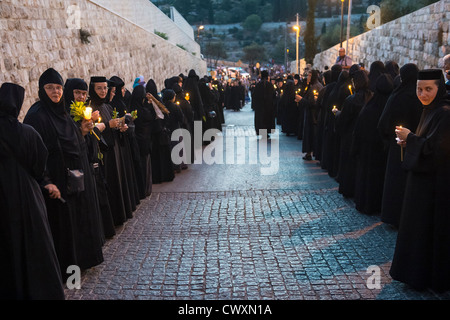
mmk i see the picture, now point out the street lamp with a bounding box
[293,25,300,75]
[340,0,344,48]
[197,25,204,43]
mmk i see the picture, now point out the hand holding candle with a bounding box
[395,125,410,162]
[332,105,338,115]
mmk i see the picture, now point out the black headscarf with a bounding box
[145,79,161,102]
[0,83,25,152]
[39,68,80,158]
[368,61,386,92]
[88,76,109,107]
[64,78,88,109]
[385,61,400,80]
[110,76,127,115]
[38,68,66,117]
[130,84,146,110]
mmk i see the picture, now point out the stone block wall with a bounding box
[312,0,450,71]
[0,0,207,121]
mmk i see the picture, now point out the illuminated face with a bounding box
[416,80,439,106]
[94,82,108,99]
[43,84,63,103]
[73,89,88,103]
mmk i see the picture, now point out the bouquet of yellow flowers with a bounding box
[70,101,88,122]
[130,109,138,120]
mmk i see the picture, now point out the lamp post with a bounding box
[197,25,204,43]
[293,25,300,76]
[340,0,344,48]
[346,0,352,56]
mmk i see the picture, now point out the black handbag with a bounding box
[56,138,85,195]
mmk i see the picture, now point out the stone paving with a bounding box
[64,103,450,301]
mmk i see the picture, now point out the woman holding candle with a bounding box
[377,63,422,228]
[296,70,323,161]
[24,68,104,280]
[335,70,373,198]
[64,78,116,240]
[390,69,450,292]
[88,76,128,227]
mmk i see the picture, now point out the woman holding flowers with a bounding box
[23,68,104,280]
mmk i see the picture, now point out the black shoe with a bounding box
[302,154,312,160]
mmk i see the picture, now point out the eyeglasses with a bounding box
[44,84,63,92]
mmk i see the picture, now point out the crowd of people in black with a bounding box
[1,53,450,299]
[0,68,226,300]
[251,54,450,293]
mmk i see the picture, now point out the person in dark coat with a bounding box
[146,80,174,184]
[183,69,205,122]
[65,78,115,240]
[109,76,141,212]
[315,65,342,162]
[275,77,284,126]
[368,61,386,93]
[352,73,394,215]
[162,89,184,173]
[384,61,400,82]
[321,70,350,176]
[24,68,104,279]
[252,70,275,138]
[297,70,323,160]
[88,76,127,227]
[229,81,242,111]
[0,82,65,300]
[390,69,450,292]
[174,83,195,165]
[131,84,154,197]
[377,63,423,228]
[335,70,373,197]
[280,79,299,136]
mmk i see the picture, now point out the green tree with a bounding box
[243,14,263,33]
[204,41,228,67]
[242,42,266,64]
[303,0,318,64]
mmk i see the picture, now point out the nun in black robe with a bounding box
[351,74,394,215]
[335,70,373,197]
[183,70,205,122]
[109,76,141,211]
[299,70,323,159]
[368,61,386,93]
[64,78,115,239]
[0,82,65,300]
[132,85,153,197]
[88,77,127,227]
[174,83,195,165]
[390,69,450,292]
[315,65,342,162]
[146,80,174,184]
[24,68,104,277]
[321,70,350,176]
[252,71,275,138]
[377,63,422,228]
[280,80,299,136]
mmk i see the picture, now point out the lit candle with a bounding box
[398,125,404,161]
[332,105,338,115]
[98,116,102,123]
[348,85,353,95]
[84,107,92,120]
[185,93,190,101]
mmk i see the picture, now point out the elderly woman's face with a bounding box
[416,80,439,106]
[44,83,63,103]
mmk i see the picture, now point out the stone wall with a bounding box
[313,0,450,71]
[0,0,207,121]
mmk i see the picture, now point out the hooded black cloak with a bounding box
[0,82,65,300]
[24,68,104,277]
[88,76,128,226]
[377,63,422,227]
[335,70,372,197]
[352,73,394,215]
[389,70,450,292]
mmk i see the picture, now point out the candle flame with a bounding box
[84,107,92,120]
